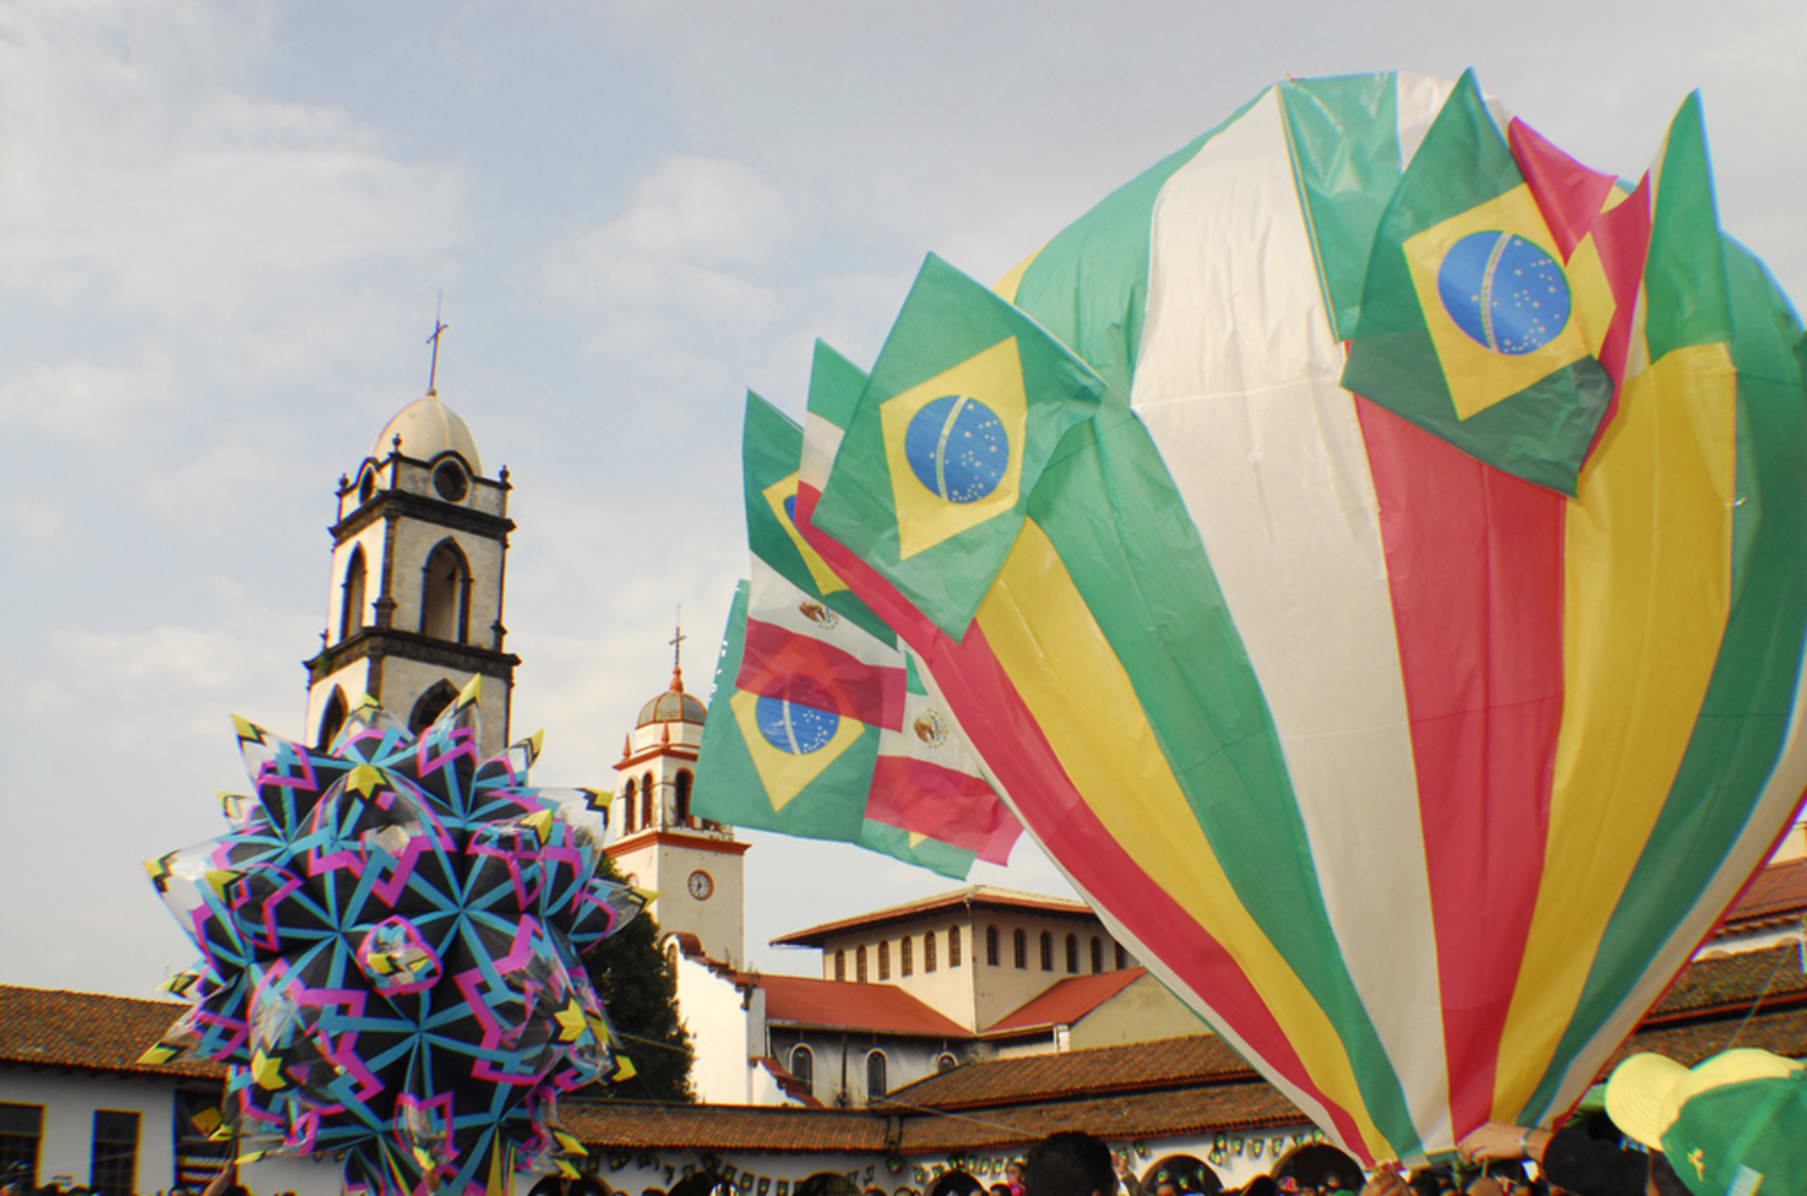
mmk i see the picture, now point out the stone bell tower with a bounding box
[303,381,519,758]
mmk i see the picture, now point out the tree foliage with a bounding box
[579,851,694,1101]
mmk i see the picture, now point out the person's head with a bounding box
[1607,1048,1807,1195]
[1025,1133,1117,1196]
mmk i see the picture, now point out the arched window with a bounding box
[949,925,962,967]
[340,546,367,642]
[789,1044,814,1094]
[866,1051,888,1102]
[409,680,459,737]
[357,468,375,505]
[935,1052,958,1075]
[1116,943,1129,970]
[317,687,348,751]
[834,950,846,982]
[420,538,471,643]
[1066,933,1079,973]
[877,940,891,981]
[1040,931,1054,971]
[924,932,937,973]
[622,780,637,834]
[1091,936,1104,973]
[856,945,868,983]
[1012,929,1026,969]
[641,771,654,829]
[900,936,913,977]
[675,769,693,825]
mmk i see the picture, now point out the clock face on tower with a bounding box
[687,869,714,901]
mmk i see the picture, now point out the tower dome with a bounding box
[636,668,707,728]
[371,393,484,473]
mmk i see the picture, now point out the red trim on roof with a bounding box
[984,969,1147,1035]
[758,975,971,1037]
[772,886,1094,947]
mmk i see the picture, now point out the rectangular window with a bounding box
[877,940,891,981]
[900,936,913,977]
[949,926,962,968]
[90,1110,140,1196]
[0,1104,43,1187]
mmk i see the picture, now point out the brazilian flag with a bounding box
[813,254,1109,637]
[1342,70,1615,496]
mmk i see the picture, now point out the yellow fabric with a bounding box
[880,337,1028,560]
[728,688,866,812]
[1403,184,1609,419]
[975,519,1388,1159]
[1491,340,1737,1117]
[993,248,1043,304]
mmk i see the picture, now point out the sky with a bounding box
[2,0,1804,999]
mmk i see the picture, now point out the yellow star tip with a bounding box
[346,762,386,796]
[634,887,661,904]
[231,714,261,740]
[553,1000,587,1041]
[250,1049,286,1090]
[457,675,483,704]
[612,1055,638,1082]
[137,1045,175,1065]
[528,729,544,754]
[522,808,555,844]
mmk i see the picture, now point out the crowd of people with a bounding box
[1022,1046,1805,1196]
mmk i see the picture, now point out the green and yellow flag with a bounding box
[812,254,1109,637]
[1342,70,1615,495]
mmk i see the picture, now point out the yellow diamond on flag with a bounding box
[729,689,866,813]
[762,470,850,595]
[1403,183,1613,420]
[880,337,1028,560]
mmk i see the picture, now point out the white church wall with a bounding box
[671,951,758,1106]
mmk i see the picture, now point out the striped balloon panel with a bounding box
[973,72,1807,1159]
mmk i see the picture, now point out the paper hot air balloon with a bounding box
[788,69,1807,1164]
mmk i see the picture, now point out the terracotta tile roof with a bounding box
[1715,858,1807,933]
[0,984,222,1081]
[759,974,971,1038]
[772,887,1094,948]
[891,1082,1302,1151]
[560,1100,885,1152]
[891,1035,1255,1110]
[1647,943,1807,1020]
[1601,1005,1807,1075]
[984,970,1147,1035]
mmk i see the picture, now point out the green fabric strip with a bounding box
[807,339,867,432]
[857,819,975,880]
[1028,401,1423,1160]
[1643,94,1732,360]
[1278,72,1403,341]
[1518,239,1807,1124]
[1010,91,1265,394]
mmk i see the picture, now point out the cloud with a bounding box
[0,3,468,326]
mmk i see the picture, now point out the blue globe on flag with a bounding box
[1437,230,1572,355]
[756,691,840,754]
[904,395,1010,503]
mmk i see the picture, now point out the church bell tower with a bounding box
[304,382,519,758]
[606,630,749,966]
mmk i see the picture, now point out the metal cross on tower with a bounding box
[425,294,449,395]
